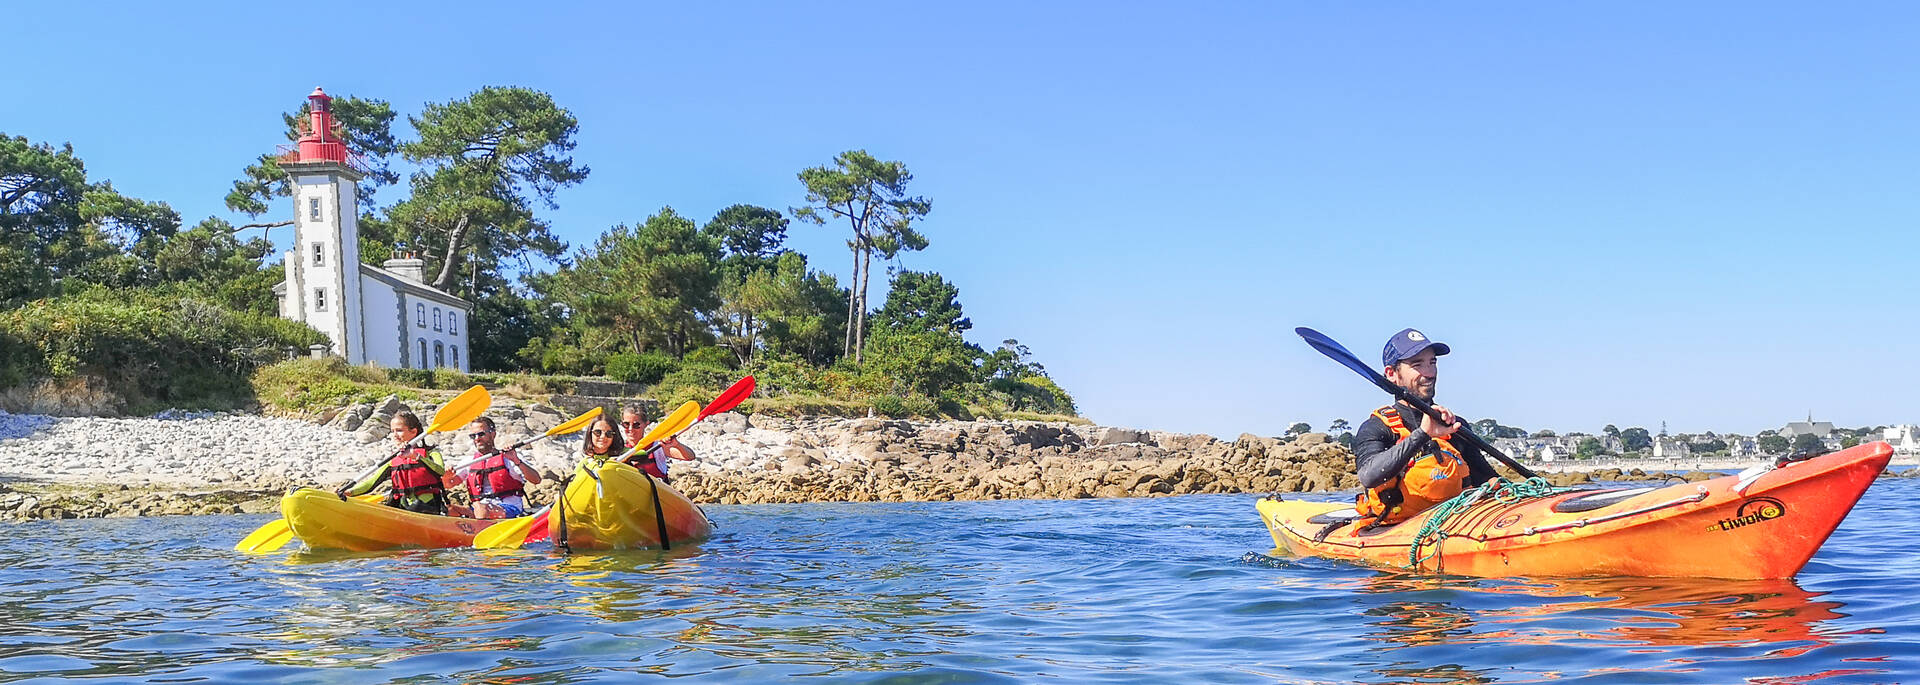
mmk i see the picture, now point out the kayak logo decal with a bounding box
[457,522,477,534]
[1493,514,1521,529]
[1706,497,1786,532]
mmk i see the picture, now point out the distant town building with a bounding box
[270,87,472,371]
[1881,425,1920,457]
[1651,436,1691,459]
[1780,417,1835,439]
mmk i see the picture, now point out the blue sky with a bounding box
[6,2,1915,438]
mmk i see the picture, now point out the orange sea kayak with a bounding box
[281,488,501,552]
[1256,441,1891,579]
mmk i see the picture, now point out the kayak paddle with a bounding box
[448,406,603,472]
[1295,327,1538,479]
[234,384,493,554]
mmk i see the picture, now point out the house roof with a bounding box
[272,264,473,311]
[359,263,472,310]
[1781,421,1834,438]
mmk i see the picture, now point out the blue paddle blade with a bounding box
[1295,327,1398,393]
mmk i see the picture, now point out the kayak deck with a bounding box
[549,460,712,551]
[1257,442,1891,579]
[282,488,500,552]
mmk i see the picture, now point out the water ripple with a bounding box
[0,480,1914,682]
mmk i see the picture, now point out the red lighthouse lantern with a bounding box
[295,87,348,164]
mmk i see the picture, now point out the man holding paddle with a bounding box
[451,417,543,519]
[1350,328,1499,526]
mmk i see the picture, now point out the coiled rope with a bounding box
[1408,477,1573,571]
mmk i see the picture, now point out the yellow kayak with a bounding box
[550,460,712,550]
[281,488,500,552]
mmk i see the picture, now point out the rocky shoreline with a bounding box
[0,401,1907,521]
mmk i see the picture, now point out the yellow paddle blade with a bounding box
[638,400,700,450]
[235,519,292,553]
[426,385,493,435]
[545,406,604,438]
[472,513,539,549]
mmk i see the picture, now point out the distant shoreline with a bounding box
[1,404,1910,522]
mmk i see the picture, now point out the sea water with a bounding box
[1,477,1915,683]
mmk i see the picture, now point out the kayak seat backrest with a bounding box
[1551,487,1655,513]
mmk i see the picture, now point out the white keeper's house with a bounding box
[271,87,472,371]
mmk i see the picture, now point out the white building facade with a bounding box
[271,87,471,371]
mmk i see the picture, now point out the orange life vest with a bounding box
[1356,405,1469,525]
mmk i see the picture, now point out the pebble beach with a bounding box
[2,399,1895,521]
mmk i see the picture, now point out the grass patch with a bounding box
[251,358,420,415]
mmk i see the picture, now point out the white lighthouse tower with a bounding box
[277,87,366,363]
[273,87,472,371]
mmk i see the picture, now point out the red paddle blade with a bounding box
[699,376,756,419]
[525,512,551,543]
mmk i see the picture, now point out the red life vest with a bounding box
[1356,405,1469,525]
[623,445,669,480]
[465,451,527,500]
[388,447,444,503]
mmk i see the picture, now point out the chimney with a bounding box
[384,255,426,283]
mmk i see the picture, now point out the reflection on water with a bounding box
[0,482,1913,682]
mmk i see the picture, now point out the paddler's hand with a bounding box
[1421,405,1458,439]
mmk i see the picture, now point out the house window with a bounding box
[416,303,425,327]
[308,197,321,222]
[451,346,460,370]
[434,308,443,331]
[313,288,327,312]
[418,339,428,367]
[434,341,445,368]
[311,243,324,267]
[448,313,457,335]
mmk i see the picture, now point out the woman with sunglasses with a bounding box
[580,416,627,465]
[617,406,697,483]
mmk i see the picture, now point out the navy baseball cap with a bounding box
[1383,328,1450,367]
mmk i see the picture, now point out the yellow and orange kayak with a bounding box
[1257,441,1891,579]
[281,488,500,552]
[548,460,712,551]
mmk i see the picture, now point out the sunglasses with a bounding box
[621,421,647,428]
[468,430,494,439]
[592,429,616,436]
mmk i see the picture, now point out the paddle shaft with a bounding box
[1381,385,1538,480]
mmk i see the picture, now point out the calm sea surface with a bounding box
[1,476,1916,684]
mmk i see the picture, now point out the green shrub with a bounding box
[1,290,327,410]
[605,353,678,385]
[431,367,472,390]
[862,329,977,396]
[251,357,421,413]
[650,363,737,410]
[387,368,435,388]
[741,353,818,396]
[684,345,736,369]
[748,394,868,417]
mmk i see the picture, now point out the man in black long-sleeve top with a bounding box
[1349,328,1498,525]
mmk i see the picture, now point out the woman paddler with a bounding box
[617,405,697,483]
